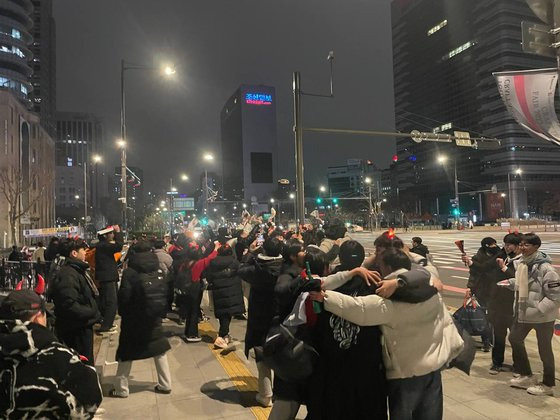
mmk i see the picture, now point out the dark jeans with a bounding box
[476,296,493,347]
[509,320,555,387]
[218,315,232,337]
[492,314,514,367]
[99,281,118,331]
[388,370,443,420]
[177,290,201,338]
[57,327,94,366]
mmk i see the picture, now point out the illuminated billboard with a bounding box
[245,93,272,105]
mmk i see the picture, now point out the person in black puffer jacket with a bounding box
[205,244,244,349]
[111,241,172,398]
[238,237,285,408]
[50,238,100,365]
[0,290,102,419]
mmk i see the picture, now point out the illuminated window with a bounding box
[11,29,20,39]
[427,19,447,36]
[433,122,453,133]
[20,84,27,95]
[443,41,475,60]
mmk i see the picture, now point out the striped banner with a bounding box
[494,68,560,147]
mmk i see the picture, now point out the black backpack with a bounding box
[138,269,167,319]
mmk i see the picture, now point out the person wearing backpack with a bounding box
[110,241,172,398]
[49,239,100,365]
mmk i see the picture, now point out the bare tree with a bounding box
[0,164,52,245]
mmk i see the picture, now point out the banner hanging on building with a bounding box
[494,68,560,147]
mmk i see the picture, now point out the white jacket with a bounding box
[324,272,464,380]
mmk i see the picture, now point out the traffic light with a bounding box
[332,198,338,204]
[200,217,208,225]
[316,197,323,204]
[452,208,460,216]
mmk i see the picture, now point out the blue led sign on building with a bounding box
[245,93,272,105]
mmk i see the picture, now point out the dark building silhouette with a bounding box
[391,0,560,220]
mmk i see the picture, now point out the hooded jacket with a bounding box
[507,251,560,323]
[324,269,464,380]
[116,251,171,361]
[0,319,102,419]
[238,253,284,356]
[205,254,245,318]
[153,248,173,276]
[50,257,100,333]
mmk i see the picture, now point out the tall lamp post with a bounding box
[289,193,296,223]
[507,168,522,218]
[365,177,374,231]
[91,154,102,225]
[437,155,459,221]
[168,174,188,235]
[203,153,214,213]
[120,60,176,233]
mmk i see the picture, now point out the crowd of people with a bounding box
[0,215,558,419]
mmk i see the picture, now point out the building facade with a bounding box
[391,0,560,220]
[0,0,34,106]
[0,90,55,245]
[220,84,278,203]
[30,0,55,137]
[327,159,378,197]
[55,112,106,227]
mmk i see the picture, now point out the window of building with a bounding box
[250,152,273,183]
[11,29,20,39]
[443,41,476,60]
[21,84,27,95]
[427,19,447,36]
[67,157,73,167]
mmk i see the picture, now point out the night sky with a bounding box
[54,0,396,194]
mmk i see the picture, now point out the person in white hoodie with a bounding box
[312,248,463,420]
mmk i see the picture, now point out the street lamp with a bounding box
[507,168,523,218]
[319,185,326,193]
[120,60,176,234]
[364,177,374,231]
[438,155,459,220]
[181,174,189,181]
[203,153,214,213]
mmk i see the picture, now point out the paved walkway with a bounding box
[95,307,560,419]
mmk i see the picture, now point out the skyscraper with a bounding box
[220,85,278,203]
[391,0,560,220]
[55,112,106,225]
[30,0,56,137]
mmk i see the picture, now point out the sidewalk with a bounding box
[95,307,560,420]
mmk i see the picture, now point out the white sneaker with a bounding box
[213,336,228,349]
[255,394,272,407]
[527,383,554,396]
[510,375,536,389]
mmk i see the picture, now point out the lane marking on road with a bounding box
[443,284,467,294]
[451,275,468,280]
[198,322,269,420]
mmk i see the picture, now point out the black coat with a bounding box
[307,277,387,420]
[487,250,515,323]
[94,233,123,283]
[238,254,284,356]
[50,258,100,333]
[467,247,501,304]
[205,255,245,318]
[0,320,102,419]
[116,251,171,362]
[411,243,429,257]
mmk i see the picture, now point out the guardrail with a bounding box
[0,259,47,291]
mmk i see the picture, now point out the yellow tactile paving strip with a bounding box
[198,322,271,420]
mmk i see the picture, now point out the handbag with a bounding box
[262,323,319,383]
[453,293,489,336]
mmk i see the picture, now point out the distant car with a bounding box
[348,224,364,233]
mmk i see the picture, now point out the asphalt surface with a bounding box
[351,230,560,310]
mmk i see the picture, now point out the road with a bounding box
[351,230,560,310]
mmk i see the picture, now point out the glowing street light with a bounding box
[163,65,176,76]
[242,203,247,209]
[319,185,326,193]
[92,154,102,163]
[364,177,372,184]
[289,193,295,199]
[203,153,214,161]
[270,198,275,203]
[116,139,126,148]
[437,155,448,164]
[181,174,189,181]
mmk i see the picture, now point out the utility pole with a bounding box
[293,72,304,225]
[83,162,88,228]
